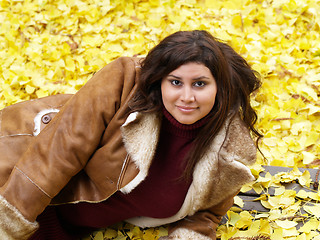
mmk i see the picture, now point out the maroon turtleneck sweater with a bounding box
[30,109,208,240]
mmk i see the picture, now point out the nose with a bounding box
[181,86,195,102]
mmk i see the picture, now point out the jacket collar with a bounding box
[120,112,162,194]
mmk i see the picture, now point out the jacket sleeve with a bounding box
[161,194,236,240]
[0,57,138,239]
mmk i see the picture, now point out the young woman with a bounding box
[0,30,261,240]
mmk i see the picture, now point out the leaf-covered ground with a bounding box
[1,0,320,239]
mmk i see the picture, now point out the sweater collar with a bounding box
[161,107,210,139]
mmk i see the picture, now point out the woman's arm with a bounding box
[0,57,138,239]
[161,194,235,240]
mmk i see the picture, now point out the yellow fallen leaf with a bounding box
[258,219,271,235]
[301,85,318,101]
[103,228,118,238]
[158,227,168,237]
[256,172,273,188]
[271,228,284,240]
[235,211,253,229]
[143,228,157,240]
[93,231,103,240]
[35,89,49,98]
[25,85,35,94]
[233,196,244,208]
[274,186,285,196]
[231,14,242,28]
[304,204,320,218]
[296,189,308,199]
[282,227,299,237]
[296,233,307,240]
[298,170,311,187]
[302,151,316,165]
[298,218,320,234]
[228,211,241,226]
[307,192,320,201]
[275,220,298,229]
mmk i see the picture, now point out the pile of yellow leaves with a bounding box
[82,223,168,240]
[1,0,320,239]
[221,165,320,239]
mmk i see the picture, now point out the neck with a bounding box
[161,107,210,138]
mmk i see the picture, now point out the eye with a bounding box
[193,81,206,87]
[170,80,182,86]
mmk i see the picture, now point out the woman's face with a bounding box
[161,62,217,125]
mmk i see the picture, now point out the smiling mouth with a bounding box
[177,106,198,112]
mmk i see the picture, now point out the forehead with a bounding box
[168,62,213,78]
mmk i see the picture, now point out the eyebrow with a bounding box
[167,74,211,80]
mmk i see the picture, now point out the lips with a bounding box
[176,106,198,112]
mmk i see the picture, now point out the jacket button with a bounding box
[41,114,52,124]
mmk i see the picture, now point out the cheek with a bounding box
[162,93,176,107]
[201,98,215,109]
[161,84,168,104]
[198,90,217,110]
[161,85,177,105]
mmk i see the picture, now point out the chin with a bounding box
[177,119,197,125]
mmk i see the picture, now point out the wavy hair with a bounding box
[129,30,262,179]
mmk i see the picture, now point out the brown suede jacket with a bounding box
[0,57,257,240]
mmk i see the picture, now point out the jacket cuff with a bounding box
[160,228,211,240]
[0,195,38,240]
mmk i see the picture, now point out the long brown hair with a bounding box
[129,30,262,179]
